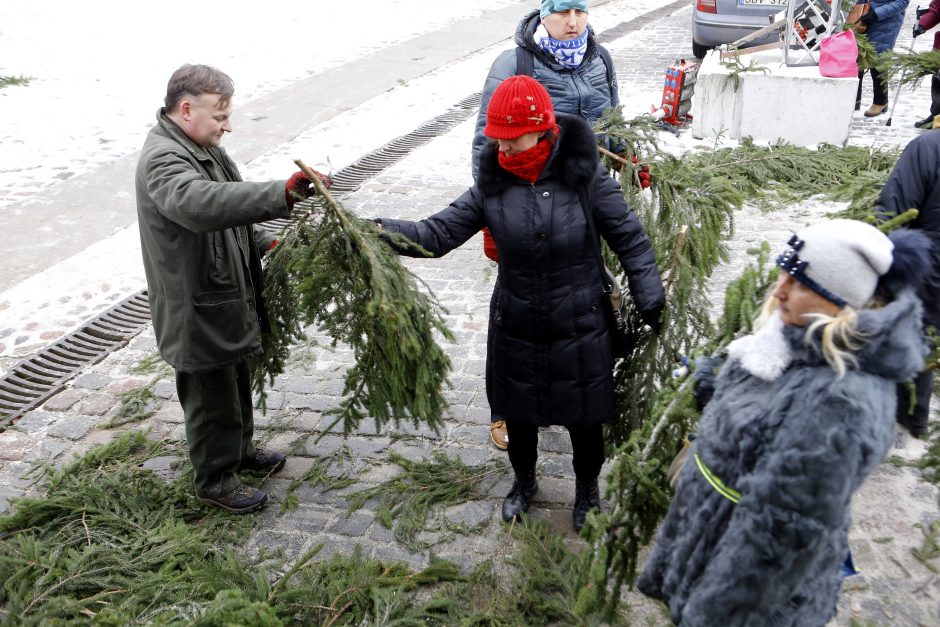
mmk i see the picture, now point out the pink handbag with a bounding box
[819,30,859,78]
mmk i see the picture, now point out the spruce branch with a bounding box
[878,208,920,232]
[879,48,940,86]
[250,160,455,435]
[345,451,508,551]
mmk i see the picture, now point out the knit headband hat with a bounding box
[540,0,589,18]
[776,219,894,309]
[483,75,556,140]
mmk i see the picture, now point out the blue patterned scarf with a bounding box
[534,24,589,69]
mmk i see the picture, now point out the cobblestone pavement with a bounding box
[1,3,938,625]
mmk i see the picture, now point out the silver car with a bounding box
[691,0,787,58]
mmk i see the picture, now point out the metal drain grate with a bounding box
[0,291,151,428]
[326,95,480,194]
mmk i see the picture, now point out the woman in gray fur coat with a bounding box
[638,219,930,626]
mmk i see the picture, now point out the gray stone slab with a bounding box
[152,404,184,425]
[448,425,488,446]
[387,440,433,463]
[346,436,391,458]
[78,393,117,416]
[539,430,572,454]
[538,453,574,479]
[368,521,397,544]
[327,511,374,537]
[22,438,69,463]
[0,485,25,515]
[42,389,84,412]
[140,455,184,483]
[443,500,493,528]
[287,394,336,412]
[358,462,405,485]
[72,373,113,390]
[152,380,176,400]
[277,504,333,535]
[302,433,346,456]
[12,410,59,432]
[453,447,490,467]
[46,415,97,441]
[370,545,427,571]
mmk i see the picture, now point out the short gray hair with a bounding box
[164,64,234,112]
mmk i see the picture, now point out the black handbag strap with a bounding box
[576,185,614,296]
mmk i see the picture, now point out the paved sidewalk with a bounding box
[0,3,937,625]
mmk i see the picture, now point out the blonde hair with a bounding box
[755,293,867,379]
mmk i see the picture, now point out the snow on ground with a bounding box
[0,0,522,208]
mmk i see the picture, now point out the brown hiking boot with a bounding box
[239,448,286,474]
[198,483,268,514]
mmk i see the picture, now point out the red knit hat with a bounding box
[483,75,556,140]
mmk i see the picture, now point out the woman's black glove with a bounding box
[860,10,876,24]
[640,305,664,333]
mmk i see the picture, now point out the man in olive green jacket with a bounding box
[135,64,319,513]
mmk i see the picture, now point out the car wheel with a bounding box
[692,40,710,59]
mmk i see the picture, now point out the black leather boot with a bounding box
[502,469,538,522]
[573,477,601,532]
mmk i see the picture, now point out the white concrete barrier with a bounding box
[691,49,857,146]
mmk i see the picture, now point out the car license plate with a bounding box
[739,0,788,5]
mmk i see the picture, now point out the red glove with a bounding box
[632,155,651,189]
[285,171,312,208]
[311,168,333,190]
[268,238,280,251]
[482,227,499,262]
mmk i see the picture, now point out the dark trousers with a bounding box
[931,72,940,117]
[897,369,934,436]
[175,359,255,498]
[857,68,888,106]
[505,420,605,482]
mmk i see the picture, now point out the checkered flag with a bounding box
[795,6,831,50]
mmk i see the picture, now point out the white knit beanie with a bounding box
[776,219,894,309]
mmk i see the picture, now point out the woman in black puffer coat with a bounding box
[377,76,664,530]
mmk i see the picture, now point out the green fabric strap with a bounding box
[693,452,741,504]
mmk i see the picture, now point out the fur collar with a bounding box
[726,312,793,381]
[476,112,599,195]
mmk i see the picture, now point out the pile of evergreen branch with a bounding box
[0,432,260,624]
[0,432,624,625]
[253,162,455,435]
[346,451,508,550]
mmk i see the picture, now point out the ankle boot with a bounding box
[502,469,538,522]
[573,477,601,531]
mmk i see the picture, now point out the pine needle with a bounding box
[880,48,940,86]
[251,160,455,435]
[346,451,508,551]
